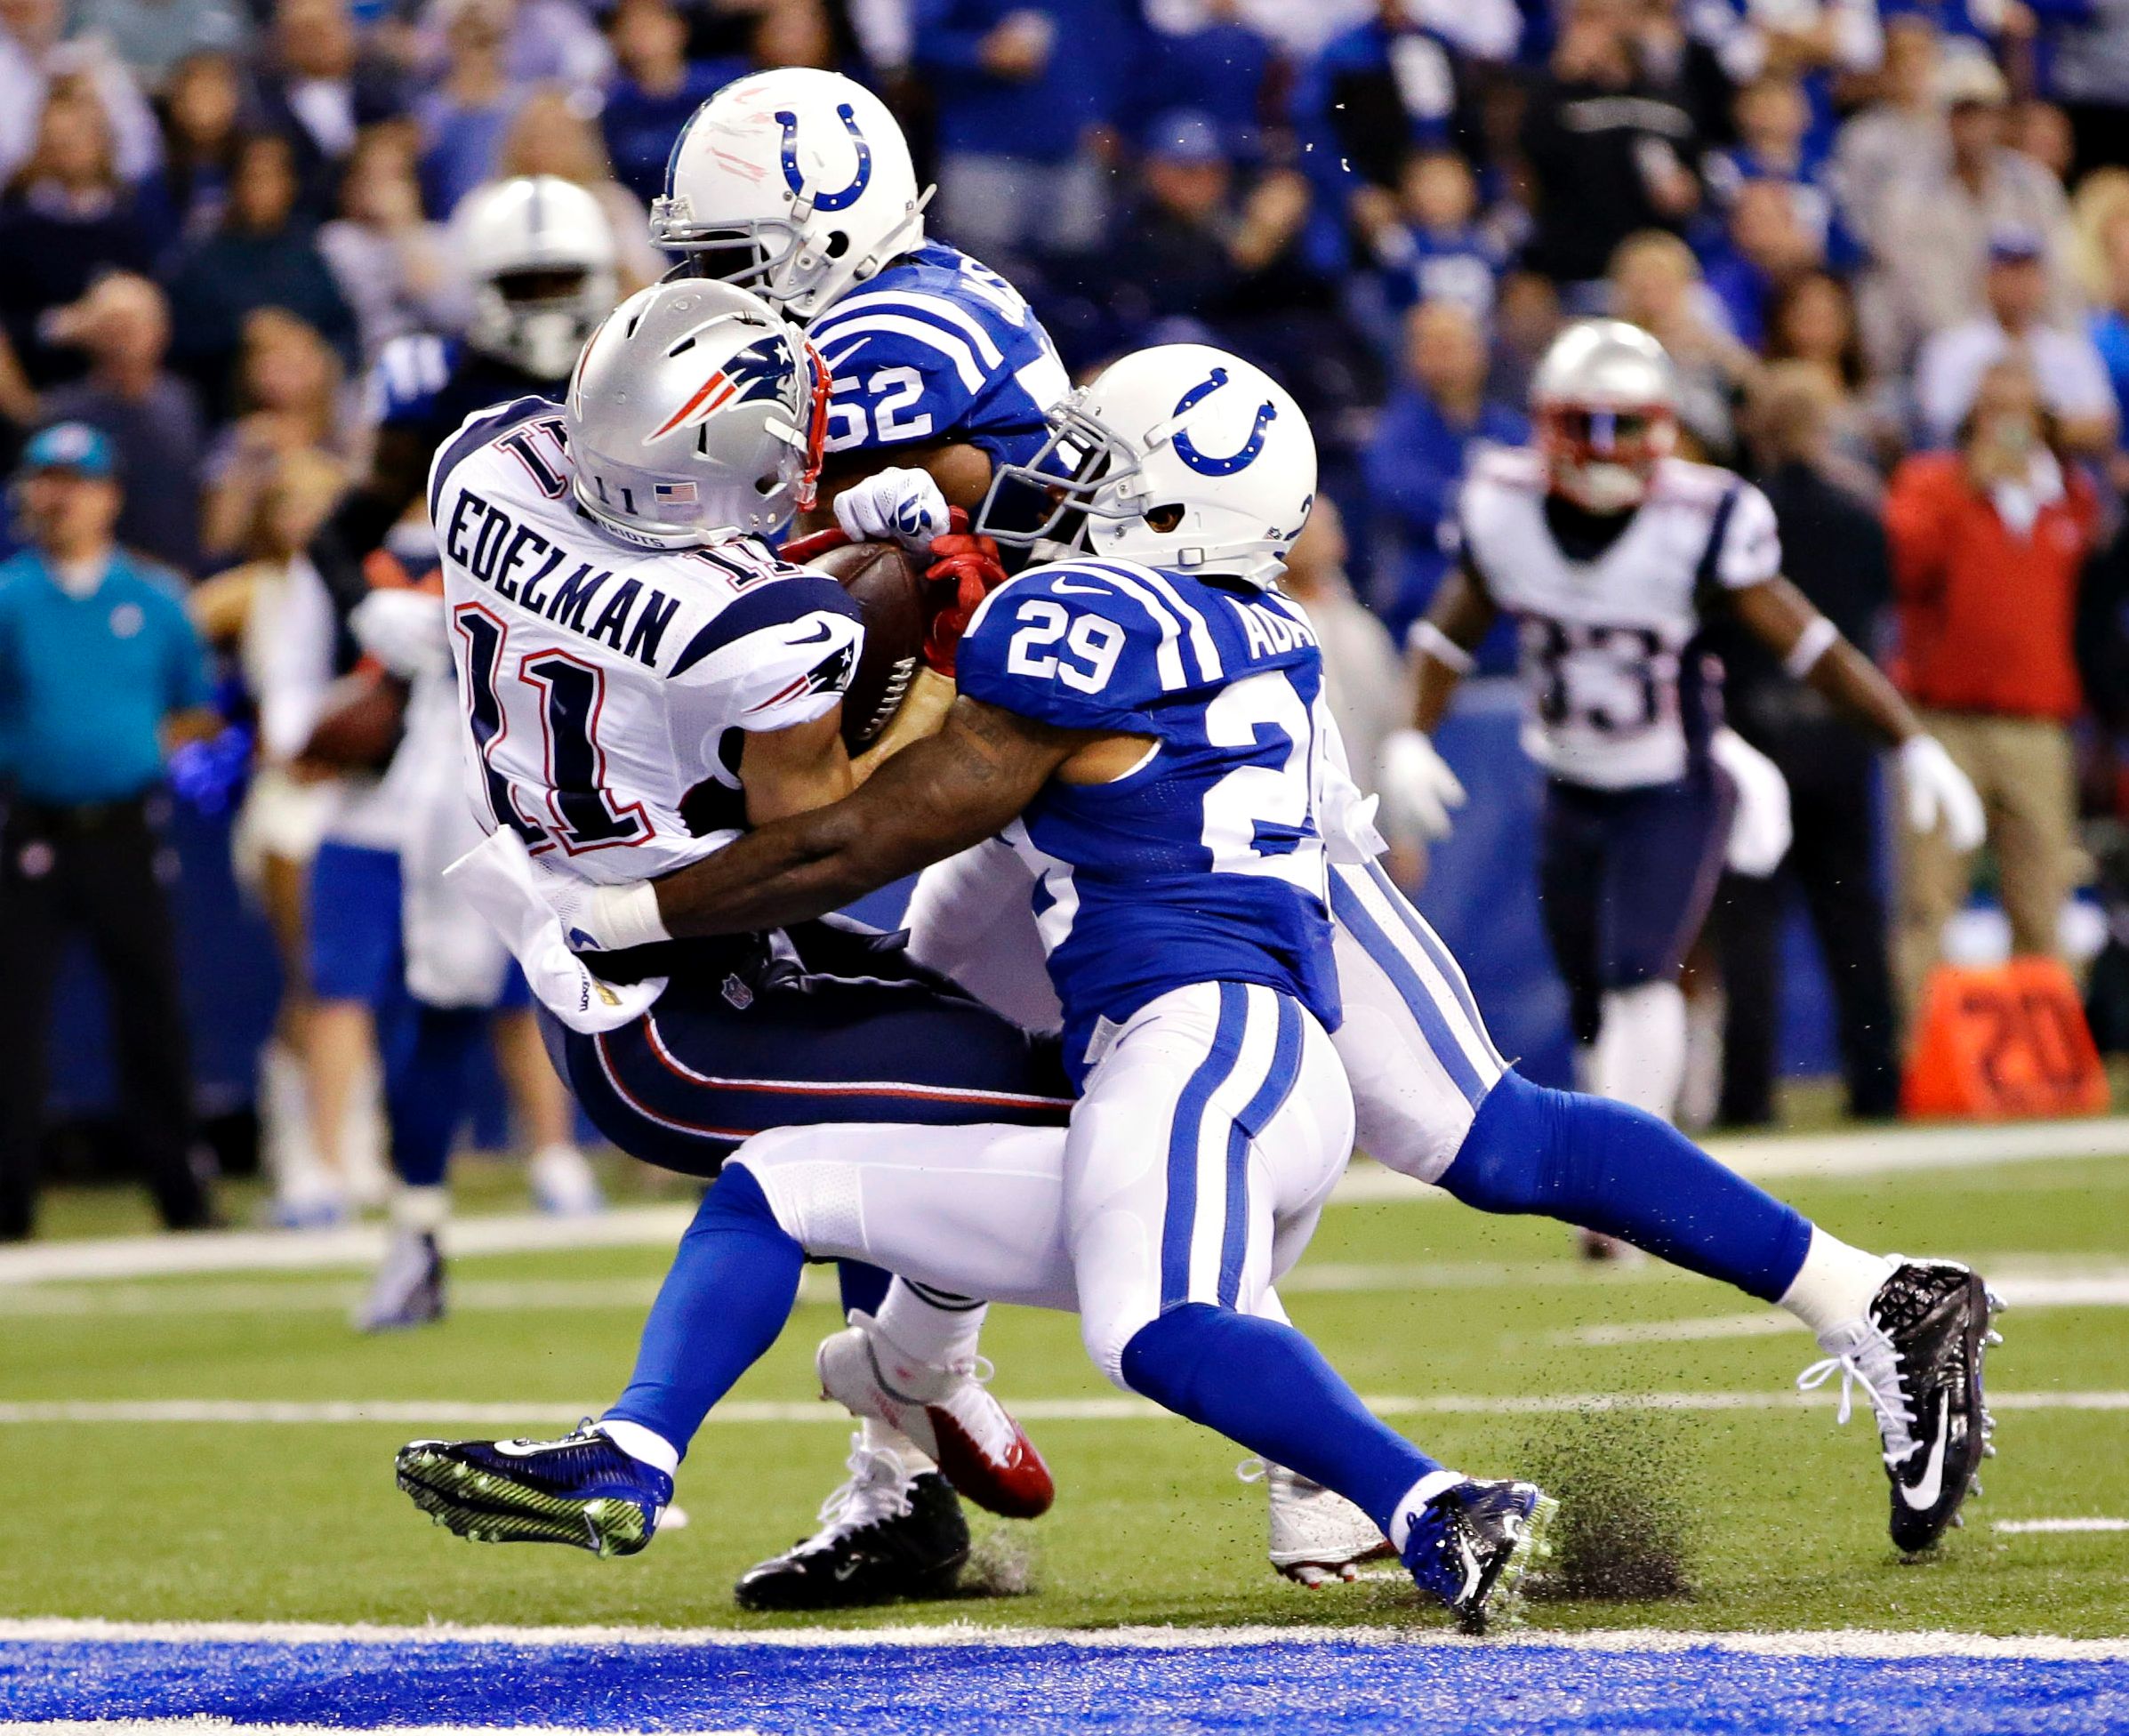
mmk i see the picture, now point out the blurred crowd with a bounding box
[3,0,2129,1229]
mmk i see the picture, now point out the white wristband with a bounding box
[1782,615,1840,679]
[1410,620,1477,675]
[592,880,671,952]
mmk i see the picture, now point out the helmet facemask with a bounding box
[1537,401,1676,513]
[475,264,609,381]
[977,396,1146,553]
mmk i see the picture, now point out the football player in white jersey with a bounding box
[1381,319,1984,1135]
[402,342,1567,1635]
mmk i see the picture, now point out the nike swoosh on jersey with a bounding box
[1048,575,1112,596]
[1898,1394,1954,1509]
[787,621,834,644]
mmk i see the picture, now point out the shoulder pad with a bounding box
[960,560,1198,730]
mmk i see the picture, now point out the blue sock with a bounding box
[606,1165,803,1459]
[838,1259,892,1316]
[1441,1069,1813,1302]
[382,1004,486,1189]
[1120,1304,1441,1535]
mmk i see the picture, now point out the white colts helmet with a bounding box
[981,343,1315,589]
[653,68,927,320]
[1530,318,1679,513]
[565,279,828,550]
[460,175,621,382]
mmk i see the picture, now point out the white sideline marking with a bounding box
[7,1118,2125,1288]
[2,1388,2124,1428]
[1996,1518,2129,1534]
[2,1616,2125,1662]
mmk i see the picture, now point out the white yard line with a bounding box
[3,1388,2124,1429]
[1995,1518,2129,1534]
[5,1118,2125,1289]
[2,1616,2125,1661]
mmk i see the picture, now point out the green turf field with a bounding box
[4,1142,2126,1640]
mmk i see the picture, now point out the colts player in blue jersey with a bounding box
[404,343,1562,1633]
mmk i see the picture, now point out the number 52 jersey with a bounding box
[955,557,1344,1080]
[430,397,865,883]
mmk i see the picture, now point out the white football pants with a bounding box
[732,980,1354,1389]
[905,841,1505,1186]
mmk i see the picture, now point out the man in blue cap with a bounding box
[0,422,221,1240]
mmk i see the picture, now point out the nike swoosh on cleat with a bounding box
[833,1561,863,1581]
[1899,1394,1954,1509]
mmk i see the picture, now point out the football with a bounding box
[298,667,407,769]
[806,537,927,751]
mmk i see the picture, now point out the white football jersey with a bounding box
[1457,448,1781,789]
[430,396,864,883]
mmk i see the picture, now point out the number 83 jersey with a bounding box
[1458,447,1782,790]
[956,557,1343,1079]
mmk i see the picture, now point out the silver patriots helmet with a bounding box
[1530,318,1679,513]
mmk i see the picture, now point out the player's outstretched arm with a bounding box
[653,696,1089,937]
[1410,563,1498,733]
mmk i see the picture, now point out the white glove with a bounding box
[441,829,666,1033]
[1709,727,1792,877]
[1901,735,1987,853]
[349,588,449,680]
[1374,727,1466,842]
[832,466,950,550]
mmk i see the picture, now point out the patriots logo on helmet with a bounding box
[644,335,798,444]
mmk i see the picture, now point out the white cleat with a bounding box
[1244,1459,1393,1587]
[816,1312,1055,1519]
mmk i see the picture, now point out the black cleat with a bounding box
[396,1422,673,1556]
[1797,1258,2001,1555]
[1399,1476,1558,1634]
[735,1438,969,1611]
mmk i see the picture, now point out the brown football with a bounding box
[299,668,407,770]
[806,539,928,751]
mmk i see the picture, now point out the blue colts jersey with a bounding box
[956,558,1342,1081]
[806,243,1070,474]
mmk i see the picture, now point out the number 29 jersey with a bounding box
[1458,447,1782,791]
[956,558,1343,1080]
[430,397,865,884]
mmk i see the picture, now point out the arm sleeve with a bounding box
[1715,482,1784,589]
[955,570,1160,733]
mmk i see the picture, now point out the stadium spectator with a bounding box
[1913,229,2118,456]
[1832,15,1945,253]
[599,0,736,208]
[148,52,245,243]
[912,0,1127,262]
[1129,0,1273,161]
[0,83,166,389]
[251,0,410,217]
[1608,229,1755,458]
[1874,53,2080,374]
[1702,175,1827,351]
[1362,299,1527,636]
[453,0,613,96]
[1714,363,1901,1124]
[199,308,349,565]
[69,0,250,87]
[165,131,358,403]
[1706,72,1842,264]
[2041,0,2129,177]
[2011,100,2077,189]
[414,0,523,218]
[1486,269,1564,406]
[37,273,209,575]
[484,84,663,290]
[1764,268,1890,488]
[319,125,464,364]
[2080,173,2129,429]
[1351,148,1506,326]
[0,0,161,188]
[1521,0,1703,297]
[1883,358,2101,1015]
[0,422,221,1242]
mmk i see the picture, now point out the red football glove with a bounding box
[921,507,1008,678]
[781,526,853,566]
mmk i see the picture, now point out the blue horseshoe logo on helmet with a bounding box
[775,104,872,213]
[1170,368,1277,476]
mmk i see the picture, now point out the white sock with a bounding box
[390,1185,450,1234]
[598,1418,679,1477]
[1779,1226,1898,1340]
[1593,982,1688,1121]
[1386,1469,1466,1553]
[874,1281,989,1371]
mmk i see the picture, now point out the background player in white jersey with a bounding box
[1381,319,1986,1141]
[399,343,1563,1635]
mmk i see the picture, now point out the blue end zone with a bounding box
[4,1636,2127,1732]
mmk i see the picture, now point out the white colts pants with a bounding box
[904,844,1505,1188]
[733,981,1354,1391]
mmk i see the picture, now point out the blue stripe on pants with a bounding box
[1361,858,1505,1069]
[1159,985,1249,1311]
[1330,872,1487,1107]
[1217,993,1304,1308]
